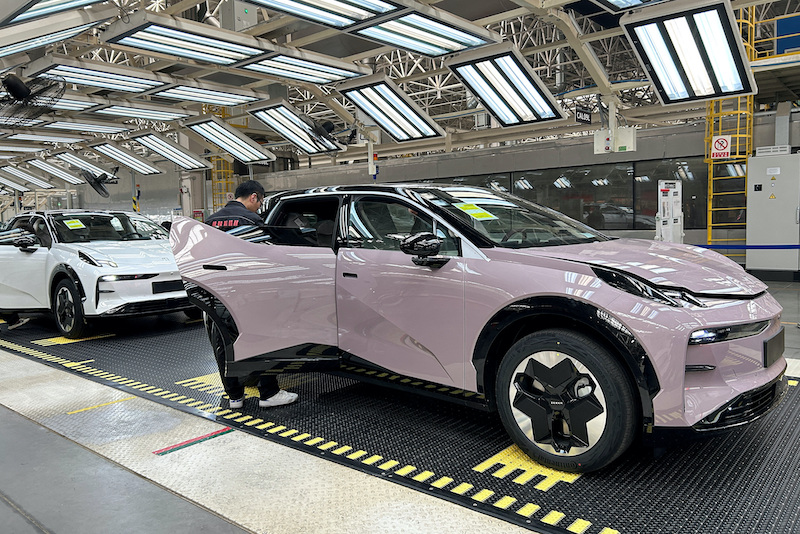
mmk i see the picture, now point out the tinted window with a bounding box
[50,213,167,243]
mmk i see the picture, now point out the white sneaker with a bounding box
[259,389,298,408]
[7,317,30,330]
[229,397,244,409]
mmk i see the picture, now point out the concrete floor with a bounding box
[1,281,800,534]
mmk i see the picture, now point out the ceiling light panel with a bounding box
[51,97,101,111]
[0,118,42,127]
[151,85,259,106]
[241,0,401,29]
[184,116,276,164]
[0,175,30,192]
[2,0,107,25]
[337,74,444,142]
[6,132,86,143]
[26,158,84,185]
[0,20,98,60]
[620,0,756,104]
[591,0,671,14]
[248,100,344,154]
[241,54,366,84]
[445,43,565,127]
[94,104,194,121]
[26,55,167,93]
[42,120,131,134]
[90,142,162,175]
[130,132,211,170]
[0,144,47,153]
[0,165,54,188]
[52,151,115,178]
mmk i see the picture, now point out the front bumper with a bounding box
[692,373,788,431]
[98,296,193,317]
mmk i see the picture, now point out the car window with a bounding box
[50,213,167,243]
[31,217,52,248]
[268,196,340,248]
[347,196,459,255]
[0,217,36,247]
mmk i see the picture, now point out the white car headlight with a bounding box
[79,251,117,268]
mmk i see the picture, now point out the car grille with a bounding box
[103,297,192,316]
[152,280,185,294]
[694,376,787,431]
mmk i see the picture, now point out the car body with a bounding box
[0,210,193,337]
[170,184,786,472]
[583,202,656,230]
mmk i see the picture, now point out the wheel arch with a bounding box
[473,296,659,426]
[49,265,86,305]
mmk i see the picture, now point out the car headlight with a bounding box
[688,321,769,345]
[79,251,117,268]
[99,274,157,282]
[592,267,684,307]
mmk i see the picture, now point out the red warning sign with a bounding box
[711,136,731,159]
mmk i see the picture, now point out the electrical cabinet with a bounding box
[746,153,800,271]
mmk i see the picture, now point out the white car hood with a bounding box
[61,240,177,268]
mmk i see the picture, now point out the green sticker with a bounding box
[454,203,498,221]
[64,219,86,229]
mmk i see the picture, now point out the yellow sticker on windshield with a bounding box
[64,219,86,229]
[454,203,498,221]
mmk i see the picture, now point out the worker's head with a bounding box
[235,180,266,213]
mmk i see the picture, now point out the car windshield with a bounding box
[50,213,168,243]
[415,187,608,248]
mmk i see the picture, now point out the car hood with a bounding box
[492,238,767,296]
[62,240,177,267]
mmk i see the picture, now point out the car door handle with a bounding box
[342,272,357,278]
[202,264,227,271]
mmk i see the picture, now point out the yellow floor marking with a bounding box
[318,441,338,450]
[31,334,115,346]
[346,450,367,460]
[179,398,196,404]
[598,529,620,534]
[162,394,181,400]
[362,455,383,465]
[215,409,232,416]
[279,429,299,438]
[377,460,399,470]
[170,395,186,401]
[62,359,96,368]
[412,470,434,482]
[331,446,352,455]
[197,404,215,411]
[474,445,580,491]
[255,422,275,429]
[267,425,287,434]
[223,412,243,419]
[431,477,453,489]
[186,401,204,407]
[127,382,142,387]
[541,511,565,525]
[516,503,541,518]
[133,383,150,389]
[291,433,311,442]
[493,496,516,510]
[244,418,264,426]
[567,519,592,533]
[395,465,416,476]
[789,380,798,387]
[67,396,135,414]
[450,483,473,495]
[471,489,494,502]
[303,437,324,446]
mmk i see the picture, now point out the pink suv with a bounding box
[170,184,786,472]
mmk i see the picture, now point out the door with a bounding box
[336,194,466,387]
[0,216,50,310]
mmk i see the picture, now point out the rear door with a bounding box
[0,216,50,310]
[336,193,466,387]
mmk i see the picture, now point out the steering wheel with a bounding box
[501,228,536,242]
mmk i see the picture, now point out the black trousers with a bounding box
[208,321,279,401]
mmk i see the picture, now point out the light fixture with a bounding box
[42,120,131,134]
[89,142,163,175]
[1,0,108,26]
[591,0,670,14]
[129,132,211,170]
[0,143,47,153]
[183,116,276,164]
[0,165,54,188]
[0,117,42,127]
[0,12,112,60]
[240,0,401,29]
[241,54,368,84]
[25,158,85,185]
[0,175,30,192]
[337,74,444,142]
[94,104,194,121]
[445,42,566,127]
[620,0,756,104]
[553,176,572,189]
[248,100,344,155]
[52,151,116,178]
[151,85,260,106]
[26,55,168,93]
[51,96,102,111]
[5,132,86,143]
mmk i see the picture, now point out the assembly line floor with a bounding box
[2,281,800,534]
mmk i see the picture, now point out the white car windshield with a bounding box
[416,187,608,248]
[51,213,168,243]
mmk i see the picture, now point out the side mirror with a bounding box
[400,232,450,269]
[13,235,38,252]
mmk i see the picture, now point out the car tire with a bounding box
[52,278,88,339]
[495,329,638,473]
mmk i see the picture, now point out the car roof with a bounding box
[15,209,144,217]
[271,183,496,199]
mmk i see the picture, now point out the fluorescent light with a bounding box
[590,0,670,13]
[0,21,98,59]
[90,142,163,175]
[0,117,42,127]
[152,85,258,106]
[42,120,131,134]
[184,116,276,164]
[26,158,84,185]
[338,74,444,142]
[357,13,491,56]
[248,100,343,154]
[242,54,364,83]
[445,43,565,127]
[27,56,167,93]
[7,133,86,143]
[130,132,211,170]
[240,0,399,29]
[0,175,30,192]
[53,151,115,178]
[3,0,107,25]
[51,97,99,111]
[94,105,193,121]
[0,165,54,188]
[621,0,755,104]
[0,144,46,153]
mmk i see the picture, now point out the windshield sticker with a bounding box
[64,219,86,230]
[110,218,124,231]
[454,203,498,221]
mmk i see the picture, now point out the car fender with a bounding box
[49,264,86,305]
[472,295,659,426]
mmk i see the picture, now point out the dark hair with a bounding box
[235,180,265,200]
